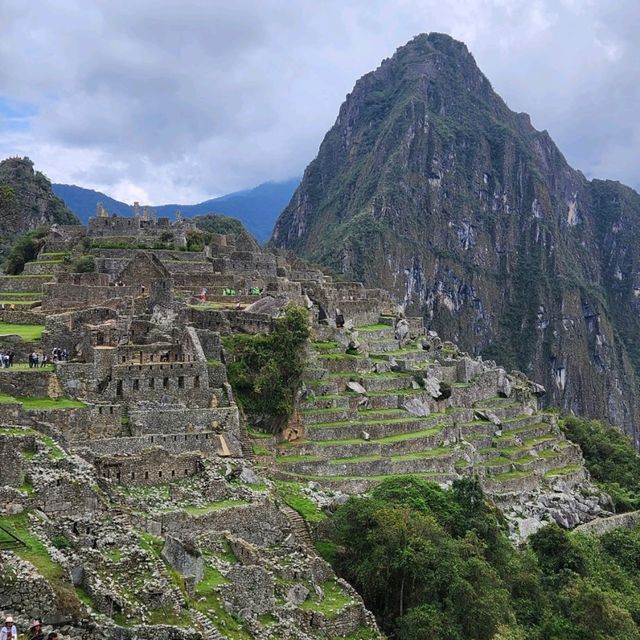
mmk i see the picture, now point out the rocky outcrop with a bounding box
[271,33,640,446]
[0,157,78,255]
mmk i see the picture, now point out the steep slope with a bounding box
[0,157,78,254]
[271,33,640,444]
[53,178,300,242]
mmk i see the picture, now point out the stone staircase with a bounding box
[280,504,316,553]
[273,319,586,499]
[192,609,225,640]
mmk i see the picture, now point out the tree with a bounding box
[224,305,309,432]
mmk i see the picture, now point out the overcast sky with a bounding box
[0,0,638,204]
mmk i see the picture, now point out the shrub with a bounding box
[561,415,640,512]
[71,255,95,273]
[3,226,49,274]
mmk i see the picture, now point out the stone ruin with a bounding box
[0,207,388,639]
[0,205,615,639]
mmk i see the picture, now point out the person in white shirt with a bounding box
[0,616,17,640]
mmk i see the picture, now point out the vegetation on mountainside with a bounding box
[561,415,640,512]
[0,157,78,258]
[194,213,246,236]
[323,476,640,640]
[224,305,309,432]
[3,226,49,274]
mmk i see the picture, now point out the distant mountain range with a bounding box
[53,178,300,243]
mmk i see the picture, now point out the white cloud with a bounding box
[0,0,638,202]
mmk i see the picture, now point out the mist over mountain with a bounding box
[53,178,300,243]
[272,33,640,443]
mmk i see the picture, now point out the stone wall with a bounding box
[109,361,212,405]
[574,510,640,535]
[83,431,241,457]
[0,309,45,324]
[95,449,203,486]
[38,475,100,516]
[0,370,58,398]
[0,275,52,294]
[158,501,291,546]
[128,406,239,436]
[42,283,138,310]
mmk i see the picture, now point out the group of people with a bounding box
[27,348,69,368]
[1,617,58,640]
[0,351,15,368]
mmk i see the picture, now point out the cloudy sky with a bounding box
[0,0,638,204]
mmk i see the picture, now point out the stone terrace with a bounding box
[270,319,593,511]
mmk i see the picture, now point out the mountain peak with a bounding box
[271,33,640,445]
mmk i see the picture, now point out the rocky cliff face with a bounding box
[0,157,78,254]
[271,33,640,444]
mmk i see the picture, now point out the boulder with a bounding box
[161,536,204,583]
[239,466,259,484]
[346,381,367,395]
[395,318,410,344]
[497,371,512,398]
[425,377,441,399]
[286,583,310,606]
[402,397,430,417]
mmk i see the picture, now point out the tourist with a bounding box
[28,620,45,640]
[32,352,39,367]
[28,352,34,368]
[0,616,17,640]
[7,351,14,367]
[40,354,48,368]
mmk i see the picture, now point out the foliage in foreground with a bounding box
[325,476,640,640]
[224,305,309,432]
[561,415,640,512]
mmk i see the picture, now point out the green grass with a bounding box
[312,340,340,350]
[18,396,85,410]
[0,291,41,297]
[0,363,54,371]
[315,539,338,564]
[0,300,40,306]
[196,564,229,592]
[491,470,532,481]
[301,580,352,617]
[544,464,581,478]
[279,424,444,450]
[0,425,66,460]
[103,548,123,563]
[252,444,271,456]
[309,415,440,430]
[277,454,324,464]
[193,567,250,640]
[0,322,45,341]
[0,394,84,410]
[182,500,249,515]
[354,324,392,331]
[275,481,326,522]
[0,512,82,614]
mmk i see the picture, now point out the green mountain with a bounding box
[53,178,300,243]
[271,33,640,444]
[0,157,78,256]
